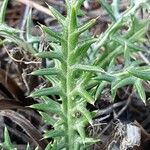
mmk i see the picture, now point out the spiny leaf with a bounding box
[129,19,149,42]
[112,36,145,52]
[34,147,39,150]
[74,38,97,60]
[78,106,93,125]
[0,0,9,23]
[78,88,95,105]
[94,73,115,82]
[78,18,96,34]
[31,96,61,112]
[45,143,52,150]
[34,51,63,61]
[26,143,31,150]
[31,102,61,115]
[128,66,150,80]
[26,9,32,40]
[44,130,64,139]
[95,81,108,100]
[134,79,146,103]
[30,86,61,97]
[77,137,100,145]
[50,141,65,150]
[75,123,86,142]
[65,0,71,13]
[44,75,59,85]
[31,68,62,76]
[98,0,116,21]
[70,5,77,32]
[111,87,117,100]
[76,0,86,9]
[3,127,15,150]
[124,16,147,39]
[0,24,21,34]
[0,31,36,54]
[39,111,56,126]
[47,4,65,25]
[83,138,100,145]
[111,77,135,99]
[73,64,104,73]
[111,0,120,19]
[107,58,116,72]
[112,77,135,90]
[41,24,62,41]
[124,44,131,67]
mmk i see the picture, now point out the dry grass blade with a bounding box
[0,110,48,149]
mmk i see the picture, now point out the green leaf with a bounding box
[70,5,77,32]
[31,103,61,116]
[30,86,61,97]
[73,64,104,73]
[112,36,145,52]
[129,19,149,42]
[26,143,31,150]
[34,147,39,150]
[112,77,135,90]
[76,0,86,9]
[124,16,147,39]
[94,73,115,82]
[128,66,150,80]
[0,31,36,54]
[44,75,59,85]
[34,51,64,61]
[78,88,95,105]
[78,18,96,34]
[74,38,97,60]
[84,137,100,143]
[124,43,131,67]
[45,143,52,150]
[39,111,56,126]
[107,58,116,72]
[2,127,15,150]
[41,24,62,41]
[44,130,64,139]
[95,81,108,100]
[31,68,62,76]
[75,123,86,141]
[111,0,120,19]
[31,96,61,112]
[78,106,93,125]
[47,4,65,25]
[26,9,33,40]
[98,0,116,21]
[0,24,21,34]
[111,77,135,99]
[65,0,71,13]
[134,79,146,103]
[78,137,100,144]
[50,141,65,150]
[0,0,9,23]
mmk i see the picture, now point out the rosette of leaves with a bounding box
[0,0,150,149]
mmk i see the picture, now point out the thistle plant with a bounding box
[0,0,150,149]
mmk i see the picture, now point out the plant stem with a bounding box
[61,16,76,150]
